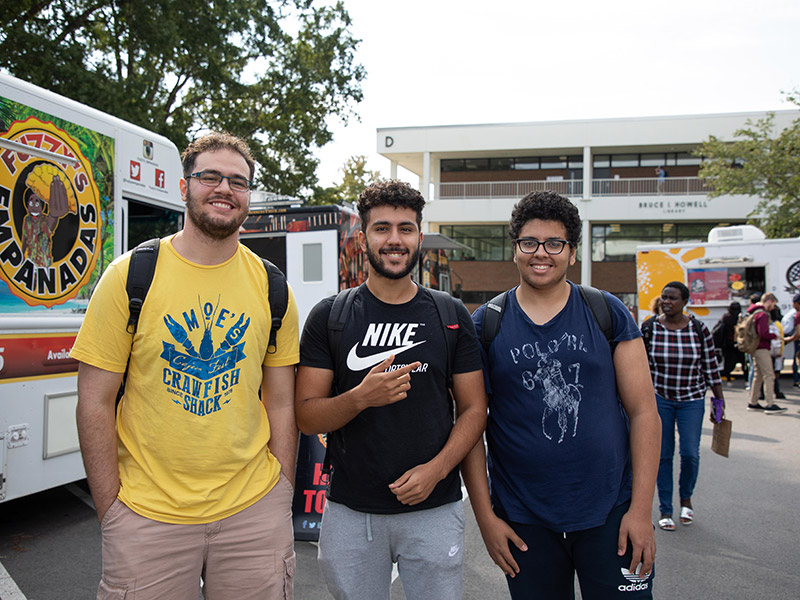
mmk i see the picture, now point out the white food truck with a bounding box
[0,73,184,502]
[636,225,800,361]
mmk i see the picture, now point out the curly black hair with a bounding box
[508,191,581,245]
[182,131,255,181]
[357,179,425,229]
[663,281,690,301]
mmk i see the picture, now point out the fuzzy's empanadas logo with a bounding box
[0,118,101,307]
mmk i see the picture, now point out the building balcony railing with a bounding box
[438,177,712,199]
[591,177,712,196]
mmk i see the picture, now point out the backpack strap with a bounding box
[126,238,160,334]
[688,314,705,343]
[262,258,288,354]
[577,285,613,341]
[577,285,617,353]
[480,291,508,355]
[322,285,362,476]
[424,287,459,391]
[327,285,362,356]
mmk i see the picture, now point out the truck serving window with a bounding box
[127,199,183,250]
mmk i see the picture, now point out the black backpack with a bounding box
[125,238,288,353]
[480,285,616,355]
[711,317,727,349]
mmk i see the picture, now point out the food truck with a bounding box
[636,225,800,360]
[0,73,184,502]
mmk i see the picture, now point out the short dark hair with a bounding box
[508,191,581,245]
[663,281,690,301]
[182,131,255,181]
[357,179,425,229]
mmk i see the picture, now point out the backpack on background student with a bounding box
[734,307,764,355]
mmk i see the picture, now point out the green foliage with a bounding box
[309,154,379,205]
[0,0,365,196]
[696,97,800,238]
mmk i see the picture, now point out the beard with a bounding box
[184,188,247,240]
[365,238,421,280]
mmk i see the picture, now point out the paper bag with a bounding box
[711,418,732,457]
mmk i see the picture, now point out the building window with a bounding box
[541,156,567,170]
[441,159,465,172]
[513,157,540,170]
[593,155,610,168]
[611,154,639,168]
[640,153,666,167]
[490,158,513,170]
[440,224,513,261]
[591,222,741,262]
[464,158,489,171]
[442,151,704,175]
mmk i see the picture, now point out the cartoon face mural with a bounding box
[0,117,103,308]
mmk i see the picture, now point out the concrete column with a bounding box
[582,146,592,201]
[390,160,397,179]
[432,156,440,201]
[581,218,591,286]
[421,151,431,201]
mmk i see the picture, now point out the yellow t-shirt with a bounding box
[71,237,299,524]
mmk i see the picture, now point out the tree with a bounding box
[309,154,380,205]
[695,97,800,238]
[0,1,365,196]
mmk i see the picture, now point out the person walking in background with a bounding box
[655,166,668,193]
[642,282,724,532]
[72,132,300,599]
[745,292,761,392]
[783,293,800,389]
[746,293,786,413]
[295,180,487,600]
[463,191,659,599]
[650,296,663,317]
[768,306,786,400]
[714,302,745,381]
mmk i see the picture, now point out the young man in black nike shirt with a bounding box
[296,179,487,600]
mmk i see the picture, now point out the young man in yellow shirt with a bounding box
[72,132,299,599]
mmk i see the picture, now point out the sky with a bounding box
[313,0,800,187]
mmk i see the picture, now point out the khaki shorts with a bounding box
[97,473,295,600]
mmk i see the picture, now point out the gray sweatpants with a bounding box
[318,499,465,600]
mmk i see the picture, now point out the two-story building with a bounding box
[376,111,796,312]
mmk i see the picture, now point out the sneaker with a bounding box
[764,404,788,414]
[793,382,800,388]
[775,392,787,399]
[747,403,766,411]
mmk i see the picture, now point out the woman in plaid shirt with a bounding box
[642,281,725,532]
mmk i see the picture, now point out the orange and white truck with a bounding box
[0,73,183,502]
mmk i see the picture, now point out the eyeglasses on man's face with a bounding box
[187,171,252,192]
[514,237,572,255]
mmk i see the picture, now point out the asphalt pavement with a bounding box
[0,376,798,599]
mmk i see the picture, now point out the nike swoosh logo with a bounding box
[346,340,426,371]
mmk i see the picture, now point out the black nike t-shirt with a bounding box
[299,284,483,513]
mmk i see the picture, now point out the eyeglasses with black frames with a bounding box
[187,171,252,192]
[514,238,572,255]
